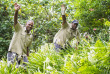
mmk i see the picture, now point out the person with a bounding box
[53,4,80,52]
[7,3,34,67]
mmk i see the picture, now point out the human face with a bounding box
[26,21,33,32]
[71,23,78,30]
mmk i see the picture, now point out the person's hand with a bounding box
[75,47,77,50]
[61,4,67,13]
[14,3,20,11]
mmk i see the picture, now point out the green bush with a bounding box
[0,39,110,74]
[0,0,110,73]
[73,0,110,33]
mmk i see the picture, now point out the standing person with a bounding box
[53,4,80,52]
[7,3,34,67]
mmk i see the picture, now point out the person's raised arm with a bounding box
[61,4,68,27]
[14,3,20,26]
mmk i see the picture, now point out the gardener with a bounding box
[53,4,80,52]
[7,3,34,67]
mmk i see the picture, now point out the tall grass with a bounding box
[0,33,110,74]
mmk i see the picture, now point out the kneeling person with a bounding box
[53,4,80,52]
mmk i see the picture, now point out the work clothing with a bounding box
[8,23,33,56]
[53,22,80,50]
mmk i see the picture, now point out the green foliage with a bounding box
[0,59,28,74]
[0,0,13,58]
[0,0,110,73]
[27,43,64,73]
[0,0,110,58]
[0,40,110,74]
[73,0,110,33]
[0,0,76,55]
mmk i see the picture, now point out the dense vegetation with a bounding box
[0,40,110,74]
[0,0,110,74]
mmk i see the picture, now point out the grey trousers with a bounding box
[54,42,64,52]
[7,51,28,67]
[54,42,72,52]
